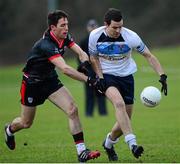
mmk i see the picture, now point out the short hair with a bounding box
[104,8,122,25]
[47,10,68,27]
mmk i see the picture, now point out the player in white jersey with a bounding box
[88,8,168,161]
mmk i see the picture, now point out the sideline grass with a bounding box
[0,46,180,162]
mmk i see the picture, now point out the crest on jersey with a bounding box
[28,97,33,103]
[54,48,59,54]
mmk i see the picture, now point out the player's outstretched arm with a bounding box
[142,47,165,75]
[50,56,98,87]
[70,43,89,62]
[142,47,167,95]
[50,56,87,82]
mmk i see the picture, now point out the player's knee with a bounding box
[22,121,33,129]
[67,104,78,119]
[114,101,125,110]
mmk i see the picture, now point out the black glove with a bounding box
[77,61,91,76]
[159,74,167,96]
[96,78,106,94]
[87,76,97,87]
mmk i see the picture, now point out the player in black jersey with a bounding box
[4,10,100,162]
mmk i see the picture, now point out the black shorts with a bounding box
[103,74,134,104]
[20,75,63,106]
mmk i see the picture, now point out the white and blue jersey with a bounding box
[89,26,146,77]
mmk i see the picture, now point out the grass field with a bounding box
[0,46,180,163]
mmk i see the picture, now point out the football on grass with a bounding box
[140,86,161,107]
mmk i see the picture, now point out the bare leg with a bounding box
[48,86,82,135]
[110,104,133,140]
[103,87,143,159]
[105,87,133,136]
[10,105,36,133]
[5,105,36,150]
[48,86,101,161]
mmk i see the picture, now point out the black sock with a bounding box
[72,132,84,144]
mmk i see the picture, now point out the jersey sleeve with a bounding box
[88,31,98,56]
[41,41,61,61]
[131,33,146,54]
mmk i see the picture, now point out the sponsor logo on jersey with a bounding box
[97,42,131,55]
[97,42,130,60]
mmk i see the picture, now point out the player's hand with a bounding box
[96,78,106,94]
[87,76,97,87]
[77,61,91,76]
[159,74,167,96]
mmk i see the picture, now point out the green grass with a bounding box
[0,46,180,162]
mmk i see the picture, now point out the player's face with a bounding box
[51,17,69,40]
[106,20,123,38]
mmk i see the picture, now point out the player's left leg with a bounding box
[48,86,100,162]
[104,105,143,158]
[103,93,144,161]
[102,105,133,161]
[110,105,133,139]
[5,105,36,150]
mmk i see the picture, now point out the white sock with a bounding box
[76,142,86,155]
[124,134,137,150]
[6,125,14,136]
[105,133,119,149]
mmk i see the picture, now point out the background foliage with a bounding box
[0,0,180,66]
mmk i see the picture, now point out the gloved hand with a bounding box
[77,61,91,76]
[86,76,97,87]
[159,74,167,96]
[96,78,106,94]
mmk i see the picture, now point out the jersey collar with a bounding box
[50,31,64,48]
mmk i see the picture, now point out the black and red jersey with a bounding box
[23,29,75,80]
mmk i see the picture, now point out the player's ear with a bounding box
[50,24,56,31]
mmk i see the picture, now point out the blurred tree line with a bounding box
[0,0,180,66]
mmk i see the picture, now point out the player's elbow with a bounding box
[61,65,71,75]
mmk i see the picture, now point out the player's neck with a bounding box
[105,28,113,38]
[50,31,64,42]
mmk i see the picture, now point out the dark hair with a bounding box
[47,10,68,27]
[104,8,122,25]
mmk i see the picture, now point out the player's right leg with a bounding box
[104,86,143,159]
[5,105,36,150]
[48,86,100,162]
